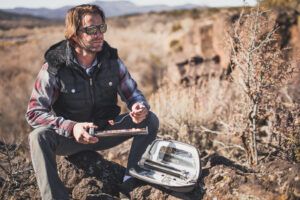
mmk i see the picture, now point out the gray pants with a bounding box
[29,112,159,200]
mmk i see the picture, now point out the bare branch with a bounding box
[213,139,246,152]
[199,125,223,135]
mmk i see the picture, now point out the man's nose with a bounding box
[94,30,104,38]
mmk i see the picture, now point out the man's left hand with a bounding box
[130,102,148,124]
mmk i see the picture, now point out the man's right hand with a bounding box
[73,122,99,144]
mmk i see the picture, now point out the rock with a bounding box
[57,151,125,198]
[72,178,103,200]
[5,147,299,200]
[131,184,202,200]
[202,154,300,200]
[289,179,300,198]
[56,150,203,200]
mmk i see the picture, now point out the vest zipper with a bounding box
[89,78,95,105]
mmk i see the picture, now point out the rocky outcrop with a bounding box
[57,151,125,199]
[57,151,203,200]
[56,151,300,200]
[201,154,300,200]
[1,145,299,200]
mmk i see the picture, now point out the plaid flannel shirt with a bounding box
[25,59,148,137]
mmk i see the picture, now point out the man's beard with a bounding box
[78,39,103,53]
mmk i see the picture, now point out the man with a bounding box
[26,4,159,200]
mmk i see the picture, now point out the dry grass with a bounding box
[0,25,65,143]
[149,77,232,148]
[0,12,195,143]
[0,8,299,164]
[2,8,300,200]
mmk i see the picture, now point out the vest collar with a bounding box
[44,40,118,72]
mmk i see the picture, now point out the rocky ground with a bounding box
[1,7,300,200]
[0,139,299,200]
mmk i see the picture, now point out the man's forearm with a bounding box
[25,63,76,137]
[26,107,76,137]
[117,59,150,110]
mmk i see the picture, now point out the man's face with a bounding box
[75,14,105,53]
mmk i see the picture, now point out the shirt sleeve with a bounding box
[25,63,77,137]
[117,59,150,110]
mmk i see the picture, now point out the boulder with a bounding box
[57,151,203,200]
[57,151,125,199]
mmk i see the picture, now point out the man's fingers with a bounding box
[74,122,99,144]
[82,132,98,143]
[78,135,87,144]
[131,108,148,117]
[83,122,98,129]
[78,131,98,144]
[130,103,148,124]
[130,112,147,124]
[140,109,148,116]
[79,138,88,144]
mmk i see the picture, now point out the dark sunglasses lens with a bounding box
[99,24,107,33]
[86,26,98,35]
[84,24,107,35]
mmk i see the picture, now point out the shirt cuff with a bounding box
[60,120,77,138]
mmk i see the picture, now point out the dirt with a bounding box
[1,7,300,200]
[201,154,300,200]
[1,141,299,200]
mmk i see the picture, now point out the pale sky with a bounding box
[0,0,257,9]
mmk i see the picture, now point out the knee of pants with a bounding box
[28,127,56,148]
[146,111,159,137]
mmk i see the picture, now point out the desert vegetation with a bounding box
[259,0,300,8]
[0,4,300,200]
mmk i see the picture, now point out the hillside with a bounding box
[0,7,300,200]
[0,10,62,30]
[2,0,201,19]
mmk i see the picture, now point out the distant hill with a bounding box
[2,0,201,19]
[0,10,61,30]
[0,9,46,20]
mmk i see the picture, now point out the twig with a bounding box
[0,164,9,176]
[0,181,9,199]
[213,139,246,152]
[2,139,14,182]
[218,120,231,129]
[199,125,222,135]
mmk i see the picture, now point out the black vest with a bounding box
[45,40,121,127]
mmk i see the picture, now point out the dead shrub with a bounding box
[0,140,36,200]
[226,7,299,165]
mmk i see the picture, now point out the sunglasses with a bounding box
[79,24,107,35]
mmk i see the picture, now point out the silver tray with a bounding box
[129,139,201,192]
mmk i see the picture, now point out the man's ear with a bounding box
[71,35,78,43]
